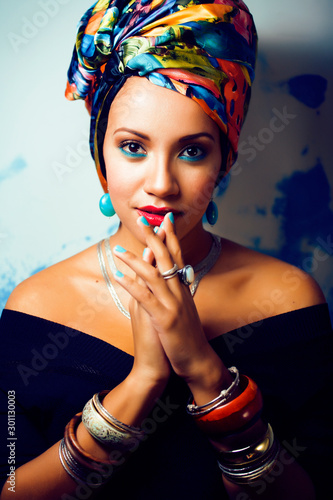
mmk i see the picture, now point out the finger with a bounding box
[132,226,166,287]
[136,247,153,288]
[161,213,195,297]
[142,227,166,265]
[137,216,176,276]
[142,247,154,265]
[113,269,161,317]
[113,244,174,302]
[161,212,185,270]
[137,215,184,294]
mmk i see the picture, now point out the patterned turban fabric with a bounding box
[65,0,257,192]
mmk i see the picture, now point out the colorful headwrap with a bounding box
[65,0,257,191]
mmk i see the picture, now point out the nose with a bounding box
[143,155,179,198]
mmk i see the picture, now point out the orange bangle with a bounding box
[193,376,263,436]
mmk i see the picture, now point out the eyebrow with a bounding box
[113,128,215,143]
[113,128,150,140]
[178,133,216,143]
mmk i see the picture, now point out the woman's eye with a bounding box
[179,146,206,161]
[120,142,146,157]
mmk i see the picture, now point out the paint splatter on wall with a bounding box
[279,74,328,109]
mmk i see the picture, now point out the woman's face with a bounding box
[103,76,222,243]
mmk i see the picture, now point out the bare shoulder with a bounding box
[211,238,326,321]
[5,243,99,320]
[253,258,324,315]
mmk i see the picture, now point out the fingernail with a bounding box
[139,215,150,227]
[154,226,159,233]
[143,248,148,258]
[168,212,174,224]
[160,221,164,229]
[115,270,124,278]
[114,245,126,253]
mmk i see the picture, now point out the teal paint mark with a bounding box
[272,160,333,268]
[256,206,267,216]
[251,236,261,249]
[30,265,46,276]
[0,157,28,182]
[257,52,270,75]
[217,172,231,197]
[260,74,327,109]
[281,74,327,109]
[0,282,15,301]
[249,161,333,317]
[0,275,17,312]
[107,222,119,236]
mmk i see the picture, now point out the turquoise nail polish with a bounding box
[114,245,126,253]
[154,226,159,233]
[115,270,124,278]
[168,212,174,224]
[139,215,150,226]
[143,248,148,257]
[160,221,164,229]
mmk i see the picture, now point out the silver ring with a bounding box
[178,265,195,286]
[163,271,179,280]
[161,263,179,279]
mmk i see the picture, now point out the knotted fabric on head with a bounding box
[65,0,257,192]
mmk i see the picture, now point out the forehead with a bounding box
[108,76,220,138]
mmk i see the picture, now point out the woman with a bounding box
[1,1,332,499]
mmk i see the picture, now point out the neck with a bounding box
[178,223,215,268]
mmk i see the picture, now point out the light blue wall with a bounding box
[1,1,332,317]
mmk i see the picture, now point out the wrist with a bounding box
[185,348,239,407]
[129,365,169,392]
[92,371,167,431]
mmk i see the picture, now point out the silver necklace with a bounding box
[97,239,131,319]
[97,234,222,320]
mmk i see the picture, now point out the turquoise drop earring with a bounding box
[99,193,116,217]
[205,199,218,226]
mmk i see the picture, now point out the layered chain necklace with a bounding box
[97,234,222,320]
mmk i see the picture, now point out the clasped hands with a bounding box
[113,213,230,406]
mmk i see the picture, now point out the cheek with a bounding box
[106,165,138,210]
[184,150,221,208]
[176,174,216,232]
[187,172,217,206]
[191,181,214,217]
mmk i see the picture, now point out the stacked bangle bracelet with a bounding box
[187,367,240,417]
[59,391,146,485]
[187,366,279,485]
[93,391,144,439]
[82,391,145,452]
[217,424,281,483]
[59,413,117,486]
[59,371,279,487]
[189,374,263,437]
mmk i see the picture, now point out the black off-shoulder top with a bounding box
[0,305,332,499]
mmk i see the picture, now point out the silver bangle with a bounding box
[218,423,274,465]
[217,424,280,484]
[187,367,240,416]
[59,439,108,486]
[82,398,135,447]
[92,392,144,438]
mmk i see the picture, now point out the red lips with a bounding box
[137,206,179,226]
